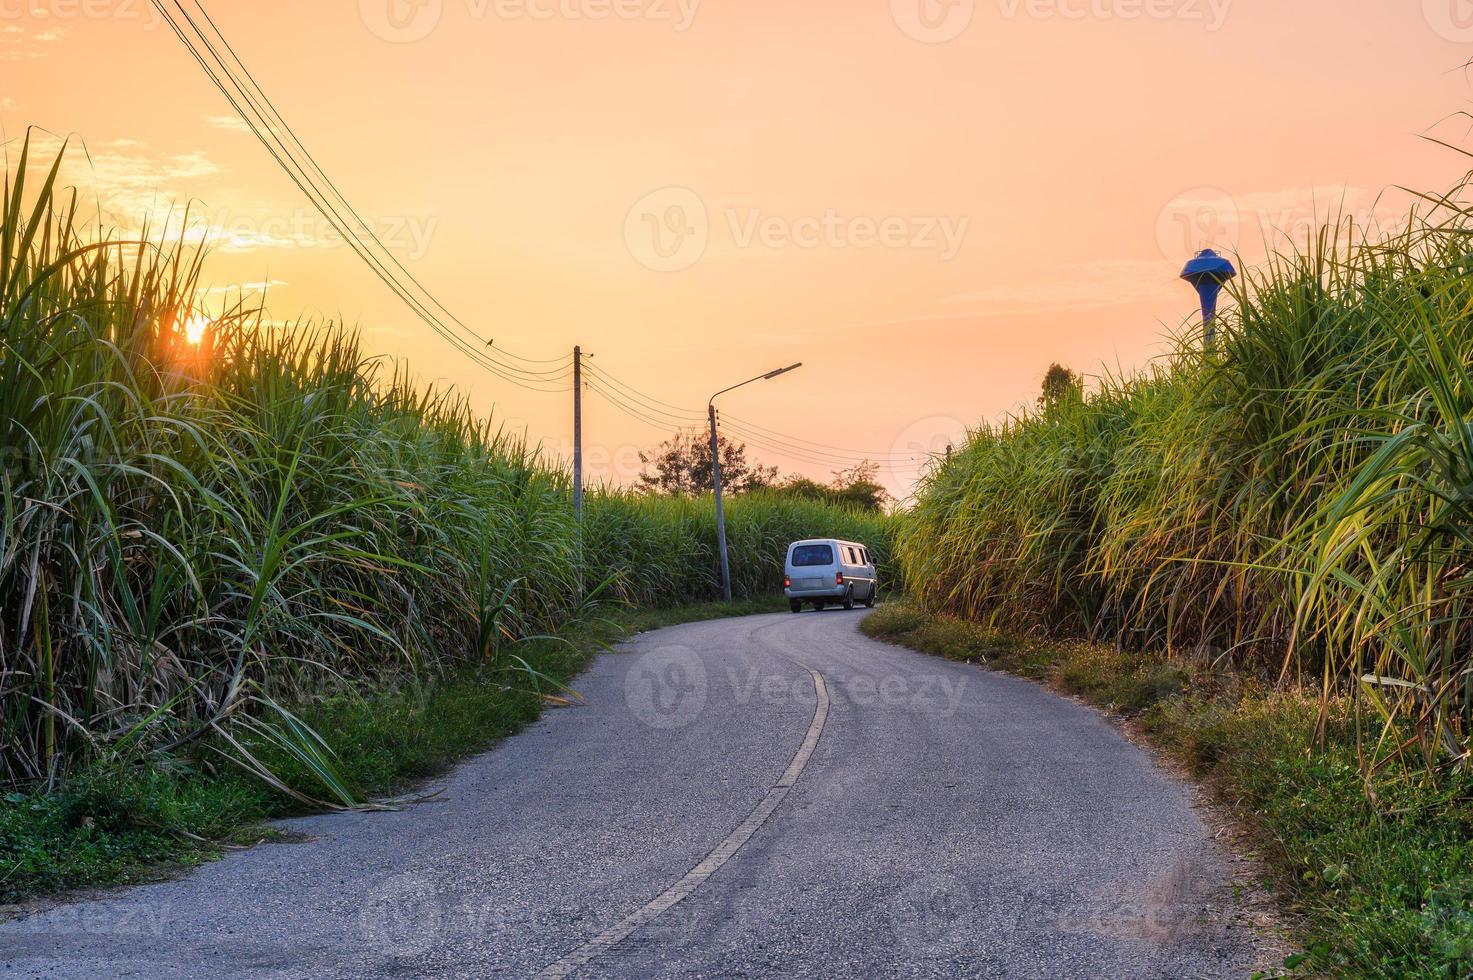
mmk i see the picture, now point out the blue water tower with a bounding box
[1180,248,1237,348]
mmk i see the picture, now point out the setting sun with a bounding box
[184,313,208,346]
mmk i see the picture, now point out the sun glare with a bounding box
[184,313,208,346]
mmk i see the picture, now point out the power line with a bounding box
[177,0,565,383]
[585,379,703,434]
[721,417,905,462]
[588,361,915,462]
[584,375,703,430]
[719,421,920,471]
[154,0,570,392]
[589,377,917,472]
[584,363,706,422]
[721,411,918,459]
[158,1,945,474]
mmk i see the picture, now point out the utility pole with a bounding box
[708,363,803,603]
[708,403,730,603]
[572,345,583,520]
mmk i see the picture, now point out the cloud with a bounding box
[201,279,289,295]
[204,115,251,134]
[66,148,225,222]
[12,133,228,237]
[0,24,66,61]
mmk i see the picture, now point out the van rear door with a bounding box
[789,542,836,590]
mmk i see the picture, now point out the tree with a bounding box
[828,461,890,512]
[637,430,778,496]
[773,460,891,512]
[773,475,833,503]
[1038,363,1081,409]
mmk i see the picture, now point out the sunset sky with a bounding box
[3,1,1470,497]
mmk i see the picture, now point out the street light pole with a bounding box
[708,362,802,602]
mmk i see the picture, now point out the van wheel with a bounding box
[842,588,855,611]
[864,585,877,608]
[790,600,802,614]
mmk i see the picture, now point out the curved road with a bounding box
[1,610,1268,978]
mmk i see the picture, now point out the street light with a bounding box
[1180,248,1237,349]
[709,362,803,602]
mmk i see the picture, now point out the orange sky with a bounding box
[3,1,1470,498]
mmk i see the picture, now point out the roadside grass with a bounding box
[0,599,764,906]
[862,602,1473,980]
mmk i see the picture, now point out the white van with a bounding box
[784,539,878,612]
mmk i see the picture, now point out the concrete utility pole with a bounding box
[708,402,727,601]
[572,345,583,520]
[708,363,802,602]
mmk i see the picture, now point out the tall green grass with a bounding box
[0,133,895,789]
[900,212,1473,777]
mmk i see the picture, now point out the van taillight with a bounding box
[836,571,845,586]
[784,575,790,588]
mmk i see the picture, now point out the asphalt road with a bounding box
[0,610,1270,978]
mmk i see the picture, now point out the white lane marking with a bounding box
[534,663,831,979]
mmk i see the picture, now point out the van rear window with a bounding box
[791,544,835,567]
